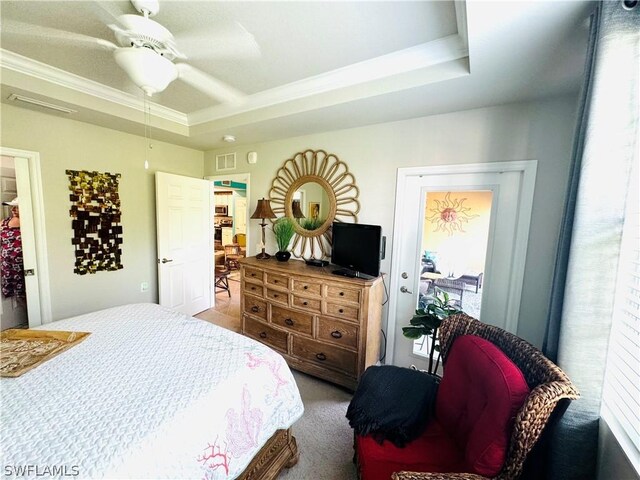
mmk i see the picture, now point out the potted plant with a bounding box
[402,289,462,376]
[300,217,324,231]
[272,217,296,261]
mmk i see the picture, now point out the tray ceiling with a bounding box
[0,1,592,150]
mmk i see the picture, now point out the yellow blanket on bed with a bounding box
[1,329,90,377]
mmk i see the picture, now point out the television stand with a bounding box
[238,257,384,391]
[332,269,374,280]
[332,268,358,278]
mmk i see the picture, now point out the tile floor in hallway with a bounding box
[194,274,242,332]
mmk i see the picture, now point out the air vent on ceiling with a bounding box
[216,153,237,172]
[8,93,77,114]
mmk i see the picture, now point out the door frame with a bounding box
[0,146,52,325]
[386,160,537,365]
[205,173,251,253]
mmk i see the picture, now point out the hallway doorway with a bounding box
[0,148,51,328]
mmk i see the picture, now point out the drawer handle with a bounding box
[303,285,308,290]
[339,308,344,313]
[273,280,278,284]
[339,292,345,296]
[273,294,279,298]
[316,353,327,361]
[251,306,260,313]
[251,273,256,277]
[285,318,294,326]
[303,301,308,306]
[331,331,343,339]
[251,286,256,291]
[259,332,267,339]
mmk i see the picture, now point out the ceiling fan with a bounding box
[4,0,258,103]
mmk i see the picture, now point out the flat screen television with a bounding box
[331,222,382,278]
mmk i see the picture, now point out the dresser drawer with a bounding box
[292,278,322,296]
[243,295,267,320]
[326,302,359,321]
[317,317,358,350]
[243,316,288,354]
[243,267,263,283]
[292,295,321,313]
[292,336,357,375]
[266,288,288,305]
[327,285,361,304]
[266,273,289,289]
[271,305,313,335]
[242,280,264,297]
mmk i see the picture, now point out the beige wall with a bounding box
[204,95,578,348]
[1,104,204,320]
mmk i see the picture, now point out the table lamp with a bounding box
[250,198,276,259]
[291,200,305,220]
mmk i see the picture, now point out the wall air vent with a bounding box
[216,153,236,172]
[8,94,77,114]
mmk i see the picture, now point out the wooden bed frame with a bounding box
[238,428,299,479]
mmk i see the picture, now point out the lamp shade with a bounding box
[291,200,305,219]
[250,198,276,219]
[114,47,178,96]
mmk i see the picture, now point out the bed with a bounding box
[1,303,304,479]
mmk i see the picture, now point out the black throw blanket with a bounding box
[346,365,440,448]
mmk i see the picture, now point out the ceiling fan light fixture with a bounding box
[114,47,177,96]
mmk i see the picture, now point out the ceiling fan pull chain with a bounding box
[143,94,150,170]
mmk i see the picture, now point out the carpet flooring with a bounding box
[280,371,357,479]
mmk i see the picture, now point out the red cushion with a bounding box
[356,419,465,480]
[436,335,530,477]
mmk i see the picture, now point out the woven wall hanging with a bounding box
[66,170,123,275]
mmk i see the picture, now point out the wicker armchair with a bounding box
[392,314,579,480]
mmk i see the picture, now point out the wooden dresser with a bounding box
[239,256,384,390]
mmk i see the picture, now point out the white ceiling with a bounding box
[0,1,592,151]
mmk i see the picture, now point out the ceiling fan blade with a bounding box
[0,19,118,51]
[175,21,261,61]
[175,63,245,104]
[92,1,130,28]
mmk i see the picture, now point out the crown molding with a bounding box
[0,49,188,126]
[188,33,469,125]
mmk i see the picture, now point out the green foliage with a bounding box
[402,289,463,375]
[300,217,324,230]
[272,217,296,252]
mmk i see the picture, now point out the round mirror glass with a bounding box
[290,181,331,231]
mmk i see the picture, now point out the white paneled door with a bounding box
[388,162,537,369]
[156,172,213,316]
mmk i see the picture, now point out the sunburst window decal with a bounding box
[426,192,479,236]
[269,150,360,259]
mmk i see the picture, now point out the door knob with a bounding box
[400,286,413,294]
[161,258,173,264]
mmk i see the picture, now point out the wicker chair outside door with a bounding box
[224,244,244,270]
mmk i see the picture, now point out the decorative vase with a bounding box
[275,251,291,262]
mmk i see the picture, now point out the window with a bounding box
[601,158,640,471]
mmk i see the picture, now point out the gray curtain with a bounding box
[543,1,639,479]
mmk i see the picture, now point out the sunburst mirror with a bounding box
[269,149,360,259]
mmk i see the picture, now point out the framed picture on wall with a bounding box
[309,202,320,220]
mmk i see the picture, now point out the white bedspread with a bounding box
[1,303,304,479]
